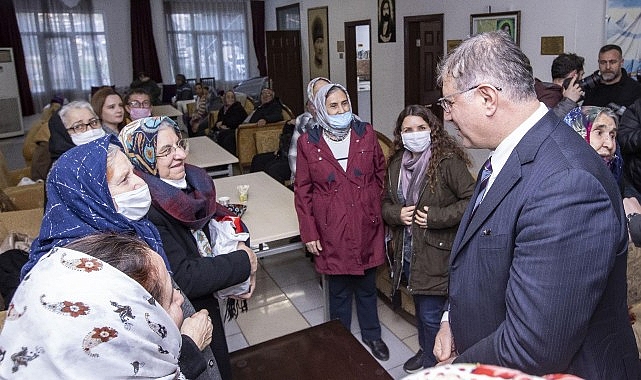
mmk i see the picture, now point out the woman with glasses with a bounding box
[21,134,221,379]
[91,86,126,135]
[119,117,257,380]
[125,88,153,122]
[381,105,474,373]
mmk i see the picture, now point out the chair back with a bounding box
[376,130,394,161]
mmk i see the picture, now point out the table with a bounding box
[151,104,183,118]
[185,136,238,177]
[213,172,301,256]
[230,320,392,380]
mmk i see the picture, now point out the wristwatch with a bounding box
[627,212,640,225]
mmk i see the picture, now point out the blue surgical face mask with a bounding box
[327,111,353,130]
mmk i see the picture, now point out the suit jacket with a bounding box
[449,110,640,378]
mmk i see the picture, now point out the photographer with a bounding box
[584,44,641,107]
[535,52,585,118]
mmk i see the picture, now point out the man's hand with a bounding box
[434,321,458,363]
[256,119,267,127]
[562,76,584,103]
[181,309,213,351]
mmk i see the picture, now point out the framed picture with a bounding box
[378,0,396,43]
[277,4,300,31]
[308,6,329,79]
[470,11,521,46]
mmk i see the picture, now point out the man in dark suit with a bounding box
[433,31,640,378]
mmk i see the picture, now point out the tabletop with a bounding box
[213,172,299,247]
[152,104,183,118]
[186,136,238,177]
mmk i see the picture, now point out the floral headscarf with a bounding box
[119,116,181,177]
[22,134,170,279]
[563,106,623,183]
[2,247,183,379]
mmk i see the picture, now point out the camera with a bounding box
[563,71,603,91]
[607,102,627,117]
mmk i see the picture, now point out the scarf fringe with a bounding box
[224,298,248,321]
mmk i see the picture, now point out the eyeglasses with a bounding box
[436,84,502,113]
[128,100,152,108]
[66,118,101,134]
[156,139,189,158]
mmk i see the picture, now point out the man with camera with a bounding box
[583,44,641,107]
[535,53,585,118]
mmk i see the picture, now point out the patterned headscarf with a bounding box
[306,77,331,102]
[120,117,227,231]
[563,106,623,183]
[119,116,181,177]
[313,83,353,140]
[22,134,170,279]
[2,247,182,379]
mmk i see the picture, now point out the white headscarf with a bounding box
[0,247,183,379]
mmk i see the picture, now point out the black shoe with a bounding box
[403,349,423,373]
[363,338,390,361]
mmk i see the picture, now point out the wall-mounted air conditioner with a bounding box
[0,48,24,138]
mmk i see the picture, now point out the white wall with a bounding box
[264,0,607,171]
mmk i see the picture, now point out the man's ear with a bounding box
[477,85,499,116]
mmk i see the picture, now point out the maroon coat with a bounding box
[294,120,386,275]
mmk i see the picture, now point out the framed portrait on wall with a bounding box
[378,0,395,43]
[308,6,329,79]
[470,11,521,46]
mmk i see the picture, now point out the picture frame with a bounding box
[276,4,300,31]
[470,11,521,46]
[308,6,329,79]
[377,0,396,43]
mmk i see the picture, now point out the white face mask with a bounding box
[401,130,432,153]
[70,128,106,146]
[160,176,187,189]
[112,184,152,221]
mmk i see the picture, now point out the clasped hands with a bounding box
[400,205,429,228]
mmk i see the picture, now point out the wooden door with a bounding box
[345,20,371,122]
[266,31,304,116]
[404,15,443,119]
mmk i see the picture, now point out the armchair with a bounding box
[0,151,45,210]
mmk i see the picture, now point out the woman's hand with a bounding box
[237,241,257,274]
[400,205,416,226]
[305,240,323,256]
[232,272,256,300]
[414,206,429,228]
[180,309,213,351]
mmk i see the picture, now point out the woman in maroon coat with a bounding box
[294,83,389,361]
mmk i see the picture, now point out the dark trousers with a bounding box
[327,267,382,341]
[250,152,291,183]
[215,129,237,155]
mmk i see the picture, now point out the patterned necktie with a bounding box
[472,157,493,215]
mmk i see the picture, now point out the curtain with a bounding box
[251,1,266,77]
[164,0,250,90]
[130,0,162,84]
[14,0,111,111]
[0,0,34,115]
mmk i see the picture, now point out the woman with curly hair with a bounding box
[381,104,475,373]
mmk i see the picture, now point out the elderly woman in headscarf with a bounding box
[294,83,390,361]
[1,244,184,379]
[20,134,219,380]
[288,77,331,183]
[563,106,623,186]
[119,116,256,380]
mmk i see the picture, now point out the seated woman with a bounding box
[212,90,248,154]
[91,86,126,135]
[48,100,106,166]
[119,117,257,380]
[1,244,184,378]
[20,135,220,379]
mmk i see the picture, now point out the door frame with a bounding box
[344,20,371,122]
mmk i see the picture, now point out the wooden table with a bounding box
[151,104,183,118]
[230,320,392,380]
[213,172,301,256]
[185,136,238,177]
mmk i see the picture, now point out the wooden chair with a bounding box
[375,130,394,161]
[235,121,287,172]
[207,92,256,133]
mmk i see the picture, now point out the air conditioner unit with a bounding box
[0,48,24,138]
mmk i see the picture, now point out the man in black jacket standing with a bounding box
[583,44,641,107]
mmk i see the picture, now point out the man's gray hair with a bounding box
[437,31,536,103]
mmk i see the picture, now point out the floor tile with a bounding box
[302,306,325,326]
[402,335,420,353]
[235,299,310,345]
[226,332,248,352]
[378,302,417,340]
[223,317,241,337]
[247,271,287,310]
[281,277,323,313]
[260,250,318,288]
[388,364,410,380]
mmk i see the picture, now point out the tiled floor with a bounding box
[5,115,420,379]
[225,249,419,380]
